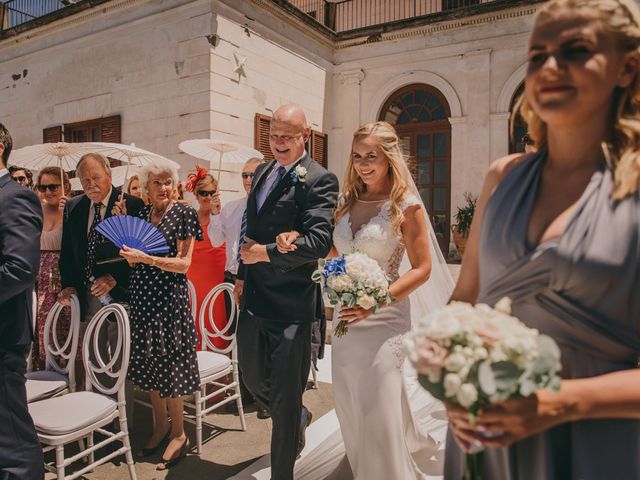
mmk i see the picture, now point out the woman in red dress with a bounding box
[185,167,228,350]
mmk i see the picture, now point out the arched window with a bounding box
[509,83,528,153]
[379,84,451,255]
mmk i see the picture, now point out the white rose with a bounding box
[456,383,478,408]
[443,373,462,397]
[445,352,468,373]
[357,294,377,310]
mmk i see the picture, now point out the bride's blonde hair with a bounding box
[334,121,412,238]
[516,0,640,199]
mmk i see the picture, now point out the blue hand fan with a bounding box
[96,215,170,254]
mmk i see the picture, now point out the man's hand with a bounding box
[57,287,77,306]
[90,274,116,298]
[233,279,244,305]
[240,237,270,264]
[112,194,127,216]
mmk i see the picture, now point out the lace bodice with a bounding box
[333,194,420,280]
[40,225,62,251]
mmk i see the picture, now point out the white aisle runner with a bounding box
[231,346,448,480]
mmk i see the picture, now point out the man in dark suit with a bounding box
[0,123,45,480]
[58,153,143,422]
[58,153,144,316]
[236,104,339,480]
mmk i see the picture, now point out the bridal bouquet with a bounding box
[312,253,394,337]
[405,298,562,479]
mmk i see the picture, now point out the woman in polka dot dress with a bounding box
[118,159,202,470]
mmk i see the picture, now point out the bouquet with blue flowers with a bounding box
[312,252,394,337]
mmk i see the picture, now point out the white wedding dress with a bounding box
[312,195,446,480]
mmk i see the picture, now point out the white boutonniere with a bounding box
[292,165,307,183]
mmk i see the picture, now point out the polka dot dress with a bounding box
[127,202,203,398]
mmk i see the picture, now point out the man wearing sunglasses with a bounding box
[9,166,33,189]
[0,123,45,480]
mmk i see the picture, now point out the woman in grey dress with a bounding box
[445,1,640,479]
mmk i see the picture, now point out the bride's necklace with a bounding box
[356,197,388,203]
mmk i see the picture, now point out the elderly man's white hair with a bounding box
[139,158,180,194]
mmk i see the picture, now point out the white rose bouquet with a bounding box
[312,252,394,337]
[404,298,561,479]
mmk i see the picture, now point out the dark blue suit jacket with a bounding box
[0,172,43,350]
[238,154,339,324]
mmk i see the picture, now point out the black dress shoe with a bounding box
[297,406,312,457]
[257,404,271,419]
[156,437,189,471]
[135,429,171,458]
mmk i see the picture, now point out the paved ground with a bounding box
[44,381,334,480]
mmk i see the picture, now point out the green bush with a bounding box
[454,192,477,238]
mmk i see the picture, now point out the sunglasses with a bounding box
[12,176,27,183]
[37,184,61,193]
[241,172,255,179]
[197,190,217,197]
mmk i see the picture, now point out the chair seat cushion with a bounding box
[25,371,68,402]
[29,391,117,435]
[197,351,231,378]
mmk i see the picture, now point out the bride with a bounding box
[276,121,454,479]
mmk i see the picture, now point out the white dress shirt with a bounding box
[208,196,247,275]
[87,188,112,234]
[0,168,8,179]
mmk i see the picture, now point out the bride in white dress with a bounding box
[276,121,455,479]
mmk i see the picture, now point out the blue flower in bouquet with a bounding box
[322,257,346,278]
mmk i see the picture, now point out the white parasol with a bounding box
[9,142,98,195]
[178,139,263,190]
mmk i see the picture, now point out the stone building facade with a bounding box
[0,0,543,253]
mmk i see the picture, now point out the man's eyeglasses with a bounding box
[197,190,217,197]
[37,184,61,193]
[12,175,27,183]
[241,172,255,179]
[269,134,302,144]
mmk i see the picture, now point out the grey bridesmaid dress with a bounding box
[444,151,640,480]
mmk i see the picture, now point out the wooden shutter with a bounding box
[100,115,121,143]
[254,113,274,161]
[43,126,63,143]
[310,130,328,168]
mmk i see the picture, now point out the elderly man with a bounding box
[58,153,143,422]
[0,123,44,480]
[58,153,144,316]
[236,104,339,480]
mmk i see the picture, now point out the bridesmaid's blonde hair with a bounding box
[516,0,640,199]
[334,121,412,238]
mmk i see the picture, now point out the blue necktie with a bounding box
[85,203,103,282]
[258,165,287,212]
[237,207,247,263]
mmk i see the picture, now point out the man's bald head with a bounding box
[269,104,310,166]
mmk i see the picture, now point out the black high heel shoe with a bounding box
[135,429,170,458]
[156,437,189,470]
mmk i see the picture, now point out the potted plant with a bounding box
[451,192,477,258]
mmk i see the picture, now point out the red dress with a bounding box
[187,220,228,350]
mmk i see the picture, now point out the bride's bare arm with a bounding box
[276,230,340,258]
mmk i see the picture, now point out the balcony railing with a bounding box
[284,0,499,33]
[0,0,67,31]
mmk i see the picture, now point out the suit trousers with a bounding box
[237,311,311,480]
[82,293,135,427]
[0,346,44,480]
